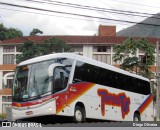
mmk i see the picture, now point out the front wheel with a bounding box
[73,106,85,122]
[134,113,141,121]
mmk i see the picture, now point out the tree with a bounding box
[16,41,41,63]
[0,23,23,41]
[40,38,72,54]
[16,38,72,63]
[113,38,155,78]
[30,28,43,36]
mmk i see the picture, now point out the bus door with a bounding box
[53,66,70,114]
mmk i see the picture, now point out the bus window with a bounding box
[53,66,70,93]
[28,61,54,98]
[13,66,29,100]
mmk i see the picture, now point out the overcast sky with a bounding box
[0,0,160,36]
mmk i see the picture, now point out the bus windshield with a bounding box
[13,66,29,101]
[12,58,73,102]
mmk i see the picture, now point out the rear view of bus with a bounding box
[12,54,73,121]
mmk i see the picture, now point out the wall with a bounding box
[98,25,116,36]
[0,46,3,90]
[0,96,2,114]
[83,45,93,58]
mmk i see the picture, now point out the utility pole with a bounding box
[156,41,160,121]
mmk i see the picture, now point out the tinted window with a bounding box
[54,66,70,93]
[73,61,150,95]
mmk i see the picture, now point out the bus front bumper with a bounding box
[12,99,56,121]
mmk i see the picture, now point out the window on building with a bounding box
[72,46,83,52]
[16,45,21,52]
[93,54,111,64]
[139,55,144,63]
[3,79,13,89]
[2,96,12,102]
[3,46,15,53]
[3,71,14,89]
[93,46,111,52]
[139,55,153,65]
[2,104,11,114]
[3,54,15,64]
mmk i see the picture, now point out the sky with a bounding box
[0,0,160,36]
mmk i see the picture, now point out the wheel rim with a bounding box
[75,110,82,122]
[134,116,139,121]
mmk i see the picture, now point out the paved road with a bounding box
[42,121,134,127]
[8,118,131,127]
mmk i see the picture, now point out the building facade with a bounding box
[0,25,159,114]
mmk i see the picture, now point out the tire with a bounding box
[134,113,141,121]
[73,106,86,122]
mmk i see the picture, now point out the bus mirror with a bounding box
[48,63,65,77]
[4,72,15,87]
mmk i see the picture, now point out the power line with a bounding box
[104,0,160,15]
[81,0,113,20]
[107,0,160,9]
[0,2,158,36]
[1,2,160,27]
[0,7,134,27]
[101,0,156,34]
[1,6,156,31]
[17,0,160,20]
[98,0,139,24]
[0,6,129,25]
[19,0,159,17]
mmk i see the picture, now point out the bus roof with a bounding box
[18,53,149,82]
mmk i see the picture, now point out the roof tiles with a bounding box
[0,36,159,45]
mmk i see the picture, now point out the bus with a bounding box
[11,53,154,122]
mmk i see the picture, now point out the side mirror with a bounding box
[48,63,65,77]
[3,72,15,87]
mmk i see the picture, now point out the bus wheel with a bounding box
[74,106,85,122]
[134,113,141,121]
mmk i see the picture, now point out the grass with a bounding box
[0,113,6,119]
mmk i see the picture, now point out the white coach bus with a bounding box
[11,53,154,122]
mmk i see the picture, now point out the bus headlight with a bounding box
[49,108,52,111]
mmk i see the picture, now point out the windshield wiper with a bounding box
[40,92,51,98]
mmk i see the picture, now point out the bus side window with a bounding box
[54,67,69,93]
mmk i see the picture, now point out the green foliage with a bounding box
[41,38,72,54]
[151,81,156,102]
[16,38,72,63]
[113,38,155,78]
[30,28,43,36]
[0,113,6,119]
[16,41,41,63]
[0,23,23,41]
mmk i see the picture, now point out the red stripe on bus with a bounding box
[12,82,95,114]
[138,94,153,114]
[56,82,95,114]
[12,95,54,107]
